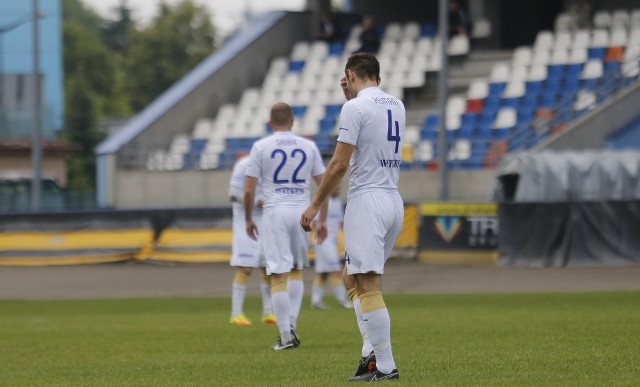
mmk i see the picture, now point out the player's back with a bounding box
[247,131,325,209]
[338,87,406,199]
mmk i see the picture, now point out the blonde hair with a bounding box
[270,102,294,128]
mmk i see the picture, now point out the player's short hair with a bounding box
[345,52,380,83]
[270,102,294,127]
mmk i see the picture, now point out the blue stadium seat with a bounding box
[480,107,498,123]
[421,22,437,37]
[581,77,600,90]
[320,118,336,132]
[289,60,305,73]
[547,64,565,81]
[520,94,539,111]
[604,61,621,75]
[190,138,207,153]
[540,92,558,108]
[501,97,519,108]
[461,113,478,127]
[459,114,477,138]
[476,122,493,140]
[420,114,439,139]
[292,105,307,117]
[563,78,580,95]
[587,47,606,60]
[566,63,584,79]
[517,110,535,125]
[420,127,438,140]
[329,42,344,56]
[544,78,562,94]
[488,82,506,97]
[525,80,543,95]
[325,104,342,120]
[483,97,500,116]
[314,133,335,151]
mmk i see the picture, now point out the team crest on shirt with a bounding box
[434,216,462,243]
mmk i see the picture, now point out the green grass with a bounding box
[1,292,639,386]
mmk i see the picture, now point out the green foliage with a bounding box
[61,0,217,190]
[125,0,216,111]
[62,0,102,34]
[0,292,639,386]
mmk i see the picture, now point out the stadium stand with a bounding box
[94,6,640,208]
[416,7,640,168]
[145,8,640,174]
[144,20,471,171]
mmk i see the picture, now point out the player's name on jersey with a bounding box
[372,96,400,106]
[275,187,305,194]
[275,139,298,146]
[380,159,402,168]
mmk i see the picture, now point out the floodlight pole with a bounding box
[31,0,42,211]
[437,0,449,200]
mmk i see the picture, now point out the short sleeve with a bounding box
[336,101,362,146]
[311,142,326,177]
[245,143,261,178]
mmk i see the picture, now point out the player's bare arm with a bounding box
[301,142,354,232]
[244,176,258,240]
[312,174,330,244]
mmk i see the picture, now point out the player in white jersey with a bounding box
[300,52,405,381]
[228,155,276,326]
[310,187,352,310]
[244,102,328,350]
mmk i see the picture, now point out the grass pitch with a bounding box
[1,292,639,386]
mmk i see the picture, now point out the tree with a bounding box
[101,0,134,54]
[125,0,216,111]
[62,1,130,190]
[60,0,218,190]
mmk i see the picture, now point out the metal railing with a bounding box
[506,57,640,153]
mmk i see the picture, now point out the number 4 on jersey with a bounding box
[387,109,401,154]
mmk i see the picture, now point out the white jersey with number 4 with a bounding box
[337,87,406,200]
[246,131,325,208]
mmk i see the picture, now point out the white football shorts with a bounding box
[261,206,310,275]
[230,208,265,268]
[314,233,342,273]
[344,191,404,275]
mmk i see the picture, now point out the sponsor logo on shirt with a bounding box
[276,187,305,194]
[379,159,402,168]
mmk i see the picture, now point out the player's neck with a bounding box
[353,80,379,96]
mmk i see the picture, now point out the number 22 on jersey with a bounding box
[271,148,307,184]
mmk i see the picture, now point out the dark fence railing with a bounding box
[0,190,98,213]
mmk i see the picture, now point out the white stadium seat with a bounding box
[494,108,517,129]
[533,31,554,51]
[467,79,489,100]
[580,60,603,80]
[490,62,510,83]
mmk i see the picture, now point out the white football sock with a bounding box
[352,298,374,357]
[363,307,396,374]
[288,279,304,329]
[272,291,291,343]
[231,282,247,317]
